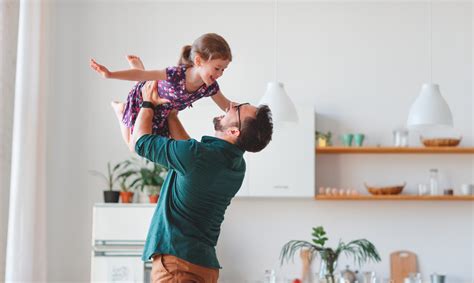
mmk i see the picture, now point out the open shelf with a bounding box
[315,195,474,201]
[316,146,474,154]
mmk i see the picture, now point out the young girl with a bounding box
[90,33,233,150]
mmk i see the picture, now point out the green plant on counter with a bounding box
[89,161,124,191]
[147,185,161,196]
[280,226,381,283]
[120,158,168,194]
[316,131,332,146]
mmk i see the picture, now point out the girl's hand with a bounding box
[90,58,111,78]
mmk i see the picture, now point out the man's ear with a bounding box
[226,127,240,138]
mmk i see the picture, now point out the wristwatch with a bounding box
[140,101,155,109]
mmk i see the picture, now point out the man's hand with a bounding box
[142,81,170,106]
[90,58,111,78]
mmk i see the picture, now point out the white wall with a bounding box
[46,1,472,282]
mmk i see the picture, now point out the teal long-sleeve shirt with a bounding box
[136,134,246,269]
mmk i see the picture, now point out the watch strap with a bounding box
[140,101,155,109]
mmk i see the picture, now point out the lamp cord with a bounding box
[274,0,278,82]
[429,0,432,83]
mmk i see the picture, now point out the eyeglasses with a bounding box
[233,102,250,131]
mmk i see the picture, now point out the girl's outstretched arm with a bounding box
[90,58,167,81]
[211,91,232,111]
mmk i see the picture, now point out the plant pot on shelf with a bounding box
[120,191,134,203]
[146,185,161,203]
[149,194,159,203]
[103,191,120,203]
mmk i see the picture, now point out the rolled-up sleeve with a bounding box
[135,134,197,175]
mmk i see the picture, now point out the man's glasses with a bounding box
[234,102,250,131]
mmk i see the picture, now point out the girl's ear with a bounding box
[194,54,202,66]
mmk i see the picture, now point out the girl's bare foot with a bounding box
[111,101,125,121]
[126,55,145,70]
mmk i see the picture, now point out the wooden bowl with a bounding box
[364,182,405,195]
[421,137,461,147]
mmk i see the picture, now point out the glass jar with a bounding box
[429,169,439,195]
[393,129,409,147]
[263,269,276,283]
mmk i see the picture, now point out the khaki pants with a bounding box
[151,254,219,283]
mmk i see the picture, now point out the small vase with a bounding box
[319,258,338,283]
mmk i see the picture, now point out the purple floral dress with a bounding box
[122,65,220,137]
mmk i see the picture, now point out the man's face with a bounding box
[213,102,257,132]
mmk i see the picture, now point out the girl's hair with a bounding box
[178,33,232,66]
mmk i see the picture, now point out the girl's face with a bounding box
[197,57,230,86]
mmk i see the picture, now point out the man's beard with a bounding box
[213,117,224,132]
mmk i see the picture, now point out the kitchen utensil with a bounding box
[390,251,418,283]
[365,183,405,195]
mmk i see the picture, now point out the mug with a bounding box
[342,134,354,146]
[354,133,365,147]
[461,184,473,195]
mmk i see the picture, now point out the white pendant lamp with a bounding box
[260,82,298,122]
[407,83,453,128]
[407,0,453,129]
[259,0,298,123]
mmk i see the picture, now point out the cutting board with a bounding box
[390,250,418,283]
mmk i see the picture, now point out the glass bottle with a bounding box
[263,269,276,283]
[429,169,439,195]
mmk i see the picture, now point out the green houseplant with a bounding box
[89,161,124,203]
[120,158,167,203]
[280,226,381,283]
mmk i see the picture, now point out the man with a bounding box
[131,81,273,282]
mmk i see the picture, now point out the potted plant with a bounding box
[117,172,135,203]
[121,158,167,203]
[280,226,381,283]
[89,161,123,203]
[316,131,332,147]
[147,185,160,203]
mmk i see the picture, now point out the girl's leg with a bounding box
[111,101,132,149]
[112,56,146,151]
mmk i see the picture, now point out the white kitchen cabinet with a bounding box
[92,204,155,241]
[91,204,156,283]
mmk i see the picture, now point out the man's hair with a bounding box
[235,105,273,152]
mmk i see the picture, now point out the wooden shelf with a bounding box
[316,146,474,154]
[315,195,474,201]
